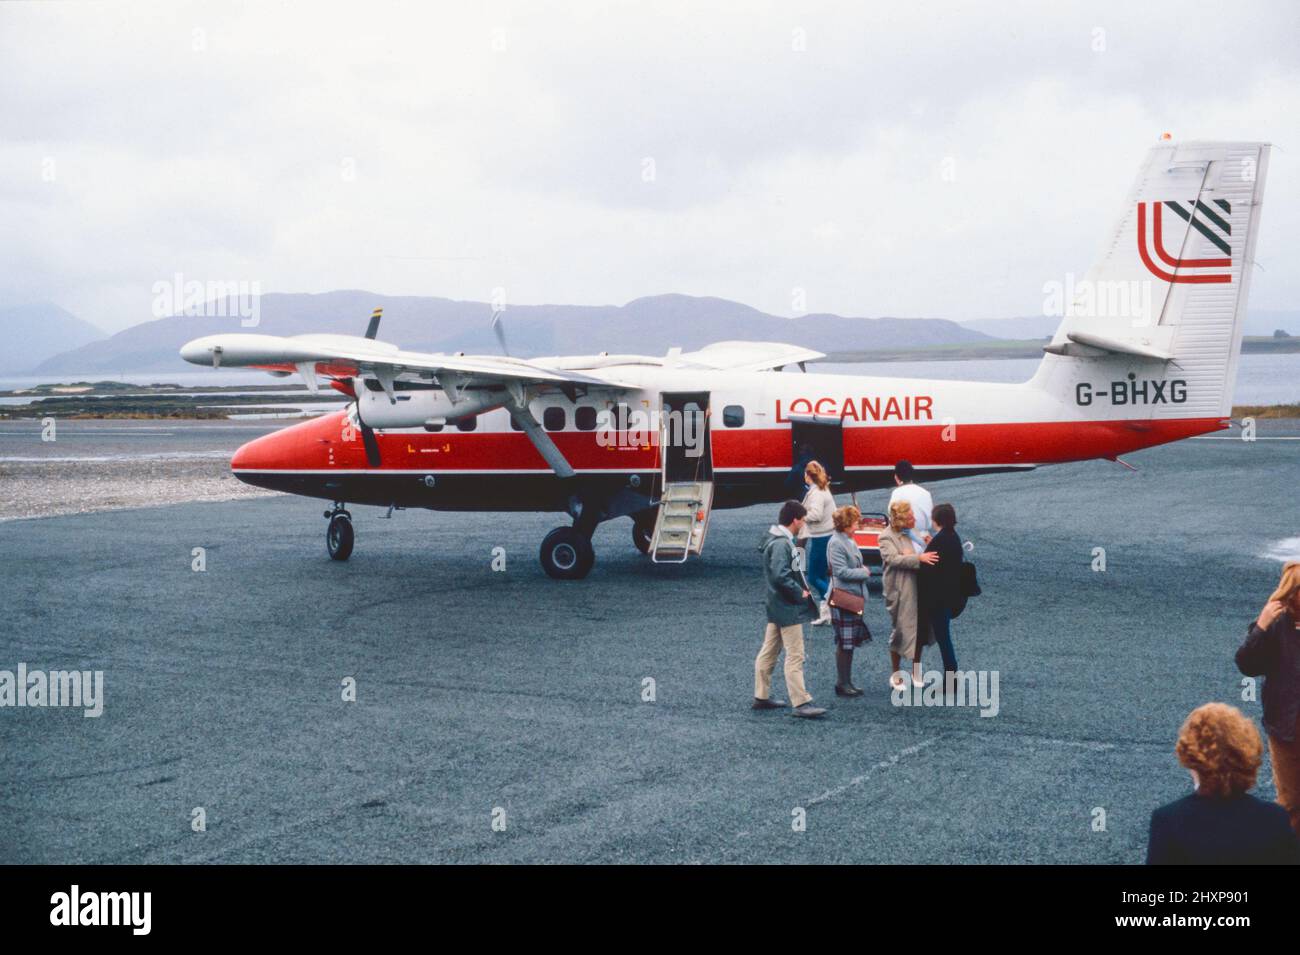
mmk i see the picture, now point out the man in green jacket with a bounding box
[753,500,826,718]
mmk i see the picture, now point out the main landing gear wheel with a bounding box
[539,526,595,580]
[632,511,656,555]
[327,513,354,561]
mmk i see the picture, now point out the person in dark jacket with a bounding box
[920,502,964,689]
[1147,702,1299,864]
[1236,561,1300,834]
[752,500,826,719]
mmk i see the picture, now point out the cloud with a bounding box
[1,0,1297,331]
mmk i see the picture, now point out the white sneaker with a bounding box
[813,602,831,626]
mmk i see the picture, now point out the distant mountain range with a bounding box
[0,303,105,374]
[960,309,1300,341]
[6,292,1298,377]
[26,291,994,375]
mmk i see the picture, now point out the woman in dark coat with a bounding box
[1236,560,1300,835]
[920,502,964,685]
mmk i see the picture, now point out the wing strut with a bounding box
[504,385,575,479]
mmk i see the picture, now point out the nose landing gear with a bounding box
[324,504,354,561]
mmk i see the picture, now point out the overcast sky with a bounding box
[2,0,1298,332]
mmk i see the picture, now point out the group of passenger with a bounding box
[753,459,963,718]
[751,457,1300,863]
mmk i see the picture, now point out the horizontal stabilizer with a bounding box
[1043,330,1174,362]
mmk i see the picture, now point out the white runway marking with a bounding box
[1264,537,1300,562]
[1193,436,1300,441]
[806,736,942,806]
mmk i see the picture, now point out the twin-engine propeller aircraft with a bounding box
[182,140,1269,579]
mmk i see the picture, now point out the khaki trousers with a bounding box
[1268,727,1300,836]
[754,622,812,707]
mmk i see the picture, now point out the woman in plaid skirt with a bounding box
[826,505,873,697]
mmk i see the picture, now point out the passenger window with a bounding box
[455,416,477,432]
[723,405,745,428]
[543,407,566,432]
[574,406,597,431]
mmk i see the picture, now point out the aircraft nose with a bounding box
[230,436,254,471]
[231,431,278,472]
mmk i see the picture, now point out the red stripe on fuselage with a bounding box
[231,411,1229,473]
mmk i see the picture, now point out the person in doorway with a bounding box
[753,500,826,719]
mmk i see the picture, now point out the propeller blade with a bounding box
[490,308,509,356]
[360,424,382,467]
[364,307,383,340]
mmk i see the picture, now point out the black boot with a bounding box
[835,649,863,697]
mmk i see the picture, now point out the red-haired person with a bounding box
[827,505,872,696]
[799,461,836,626]
[1147,703,1299,864]
[1237,561,1300,835]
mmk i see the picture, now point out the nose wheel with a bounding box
[632,509,656,555]
[325,507,354,561]
[539,526,594,580]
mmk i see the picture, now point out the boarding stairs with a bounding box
[649,480,714,563]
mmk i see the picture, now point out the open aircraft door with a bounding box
[649,392,713,562]
[788,415,845,495]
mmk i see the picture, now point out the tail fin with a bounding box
[1032,140,1270,419]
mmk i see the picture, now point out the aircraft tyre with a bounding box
[632,511,656,555]
[327,513,355,561]
[540,526,595,580]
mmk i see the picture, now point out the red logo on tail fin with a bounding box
[1136,200,1232,284]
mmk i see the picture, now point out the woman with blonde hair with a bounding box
[1147,702,1299,863]
[799,460,836,626]
[826,504,872,696]
[1236,561,1300,835]
[878,498,938,689]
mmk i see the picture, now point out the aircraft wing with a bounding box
[677,341,825,371]
[179,332,626,389]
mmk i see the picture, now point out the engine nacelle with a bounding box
[355,384,507,429]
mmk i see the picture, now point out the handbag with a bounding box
[828,587,865,615]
